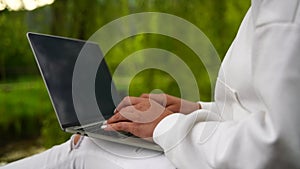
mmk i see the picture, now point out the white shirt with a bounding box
[153,0,300,168]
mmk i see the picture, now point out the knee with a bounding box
[73,134,81,146]
[71,134,84,150]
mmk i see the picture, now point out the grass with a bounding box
[0,79,50,131]
[0,78,70,150]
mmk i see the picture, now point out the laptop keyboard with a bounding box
[82,123,133,138]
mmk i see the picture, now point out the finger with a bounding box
[120,103,166,123]
[140,93,163,103]
[113,108,118,114]
[140,93,149,98]
[115,96,142,112]
[107,112,130,124]
[109,104,148,124]
[103,122,138,135]
[149,93,168,107]
[119,106,144,123]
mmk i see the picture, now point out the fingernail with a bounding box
[101,125,107,129]
[114,108,117,113]
[103,120,107,125]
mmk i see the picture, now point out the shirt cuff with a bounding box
[198,101,217,113]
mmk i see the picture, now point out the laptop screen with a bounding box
[27,33,118,128]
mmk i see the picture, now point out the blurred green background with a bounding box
[0,0,250,163]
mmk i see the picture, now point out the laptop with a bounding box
[27,32,163,152]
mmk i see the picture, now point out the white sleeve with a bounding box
[198,101,218,114]
[153,9,300,169]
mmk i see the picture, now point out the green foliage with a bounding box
[105,34,212,101]
[0,79,48,139]
[40,112,71,148]
[0,78,70,147]
[0,0,251,148]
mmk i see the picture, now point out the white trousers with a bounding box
[1,135,175,169]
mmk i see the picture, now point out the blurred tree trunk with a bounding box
[0,54,5,81]
[70,0,98,39]
[50,0,100,39]
[213,0,227,57]
[51,0,69,36]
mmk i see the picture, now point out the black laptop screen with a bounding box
[27,33,117,128]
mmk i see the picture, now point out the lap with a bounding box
[1,135,175,169]
[74,136,174,169]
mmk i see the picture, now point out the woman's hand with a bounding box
[140,93,201,114]
[104,96,173,141]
